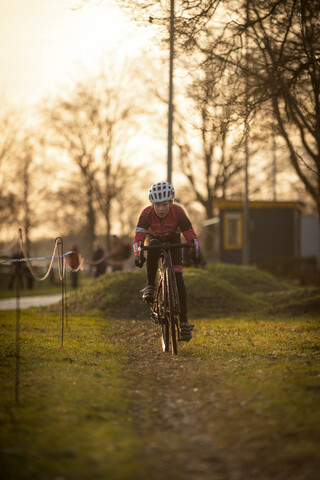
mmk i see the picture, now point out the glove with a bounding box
[135,256,146,268]
[191,250,202,264]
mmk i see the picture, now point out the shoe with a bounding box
[141,285,155,304]
[180,321,194,342]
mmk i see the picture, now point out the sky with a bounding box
[0,0,152,107]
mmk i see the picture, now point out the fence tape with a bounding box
[0,253,74,264]
[18,228,62,282]
[0,230,134,273]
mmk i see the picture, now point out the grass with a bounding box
[185,316,320,476]
[0,311,147,480]
[0,263,319,479]
[123,313,320,479]
[0,271,94,299]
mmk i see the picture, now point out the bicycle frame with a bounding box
[139,240,196,355]
[155,248,180,352]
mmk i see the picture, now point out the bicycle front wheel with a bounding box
[166,269,178,355]
[154,279,169,352]
[161,319,170,352]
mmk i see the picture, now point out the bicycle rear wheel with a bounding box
[166,269,178,355]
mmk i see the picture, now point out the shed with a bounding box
[301,216,320,268]
[215,200,302,267]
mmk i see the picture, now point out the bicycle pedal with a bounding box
[150,313,159,324]
[159,318,168,326]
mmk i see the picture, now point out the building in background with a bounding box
[300,216,320,269]
[215,200,319,284]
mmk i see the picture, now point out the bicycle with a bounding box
[138,239,197,355]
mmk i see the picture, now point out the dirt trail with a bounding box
[112,319,277,480]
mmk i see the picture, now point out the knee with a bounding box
[174,271,184,284]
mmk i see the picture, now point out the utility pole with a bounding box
[167,0,174,184]
[272,128,277,201]
[242,0,250,265]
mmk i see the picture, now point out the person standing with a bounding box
[92,241,107,277]
[8,248,24,290]
[68,245,80,289]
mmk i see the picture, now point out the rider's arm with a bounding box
[175,206,200,254]
[133,232,147,257]
[133,206,152,256]
[182,229,200,253]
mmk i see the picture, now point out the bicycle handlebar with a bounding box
[139,242,195,252]
[137,239,197,267]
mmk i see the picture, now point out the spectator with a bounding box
[23,263,34,290]
[68,245,80,289]
[107,235,131,272]
[92,241,107,277]
[8,248,24,290]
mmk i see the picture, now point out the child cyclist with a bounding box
[133,181,200,342]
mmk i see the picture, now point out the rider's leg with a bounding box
[171,240,194,342]
[142,236,160,303]
[170,235,187,320]
[173,270,193,341]
[174,271,187,320]
[146,238,161,286]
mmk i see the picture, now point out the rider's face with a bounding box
[153,201,172,218]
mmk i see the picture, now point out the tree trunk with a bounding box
[86,188,96,255]
[204,201,215,254]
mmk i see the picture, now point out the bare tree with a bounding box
[174,56,246,251]
[88,68,145,245]
[16,150,33,253]
[1,130,49,252]
[42,61,148,251]
[117,1,320,213]
[115,0,222,51]
[224,0,320,217]
[16,147,52,254]
[42,86,98,250]
[0,105,21,231]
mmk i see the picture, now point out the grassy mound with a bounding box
[65,264,319,320]
[262,288,320,316]
[64,264,319,320]
[207,263,290,295]
[183,268,263,317]
[67,270,146,319]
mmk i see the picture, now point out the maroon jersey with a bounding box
[133,204,199,256]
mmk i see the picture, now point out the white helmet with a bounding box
[148,182,175,203]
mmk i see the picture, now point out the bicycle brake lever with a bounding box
[137,242,145,267]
